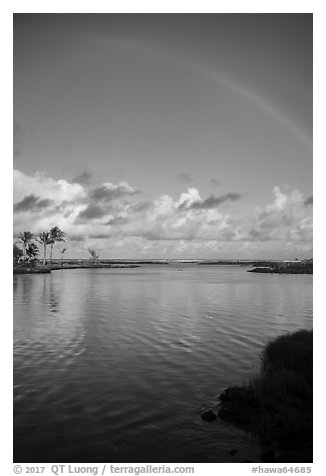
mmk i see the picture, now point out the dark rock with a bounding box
[201,410,217,422]
[229,449,238,456]
[219,386,251,403]
[261,449,275,462]
[216,331,313,463]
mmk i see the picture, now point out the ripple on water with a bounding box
[13,266,312,462]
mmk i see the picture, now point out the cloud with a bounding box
[247,186,312,243]
[69,234,84,242]
[131,201,152,212]
[90,181,140,202]
[176,188,202,210]
[89,233,110,239]
[13,168,312,258]
[72,170,93,185]
[14,169,86,204]
[105,216,129,226]
[177,173,193,183]
[14,194,54,212]
[177,189,243,210]
[133,189,241,243]
[210,178,220,186]
[191,192,243,209]
[304,196,313,206]
[73,180,140,223]
[76,204,107,220]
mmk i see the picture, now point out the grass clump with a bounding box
[218,329,313,462]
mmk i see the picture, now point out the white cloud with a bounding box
[247,186,312,243]
[13,169,312,258]
[14,169,86,204]
[176,187,202,209]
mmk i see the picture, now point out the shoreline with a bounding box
[215,329,313,462]
[13,261,313,275]
[248,266,312,274]
[13,263,140,274]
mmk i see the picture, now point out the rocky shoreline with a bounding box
[13,263,140,274]
[14,266,51,274]
[248,260,312,274]
[202,329,313,463]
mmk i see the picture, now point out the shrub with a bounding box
[218,329,313,462]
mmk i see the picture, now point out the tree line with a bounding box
[14,227,66,266]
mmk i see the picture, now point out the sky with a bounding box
[13,13,313,259]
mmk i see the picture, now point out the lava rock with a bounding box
[261,449,276,462]
[201,410,217,422]
[229,449,238,456]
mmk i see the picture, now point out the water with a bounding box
[13,265,313,462]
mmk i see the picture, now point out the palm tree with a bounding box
[18,231,34,260]
[26,242,39,262]
[49,226,66,263]
[59,247,67,267]
[13,243,23,265]
[36,232,51,265]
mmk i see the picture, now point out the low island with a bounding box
[13,229,143,274]
[13,260,140,274]
[248,259,312,274]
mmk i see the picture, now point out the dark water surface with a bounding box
[13,265,312,462]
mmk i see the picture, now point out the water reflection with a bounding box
[14,266,312,463]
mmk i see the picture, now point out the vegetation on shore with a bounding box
[248,260,312,274]
[14,226,66,267]
[217,329,313,462]
[13,228,139,273]
[13,230,313,276]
